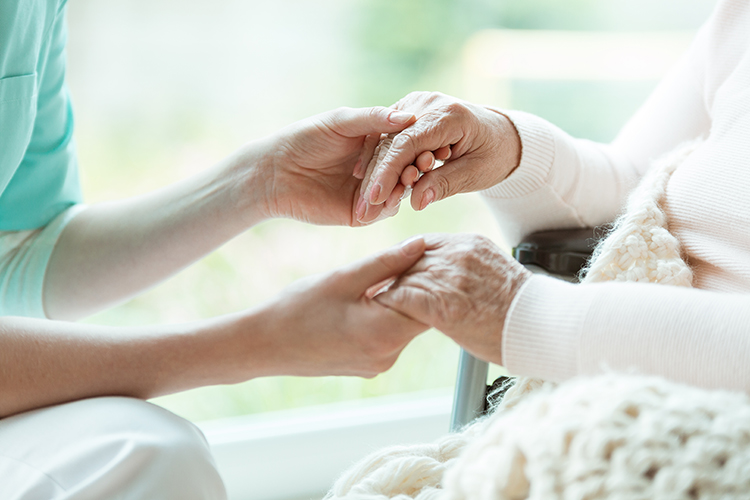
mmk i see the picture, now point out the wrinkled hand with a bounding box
[375,233,531,365]
[259,106,415,226]
[257,237,429,378]
[357,92,522,224]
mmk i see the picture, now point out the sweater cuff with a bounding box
[482,110,556,199]
[502,274,597,381]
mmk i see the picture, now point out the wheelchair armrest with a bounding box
[512,227,604,279]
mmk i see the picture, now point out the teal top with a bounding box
[0,0,82,230]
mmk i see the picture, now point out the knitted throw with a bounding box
[326,141,750,499]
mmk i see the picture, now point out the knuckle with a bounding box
[462,233,492,254]
[427,91,447,103]
[468,232,491,246]
[325,106,351,129]
[407,90,426,100]
[363,355,397,377]
[378,252,400,273]
[375,356,398,374]
[332,105,350,118]
[393,128,417,148]
[324,268,348,289]
[442,101,469,118]
[368,106,387,120]
[432,174,452,198]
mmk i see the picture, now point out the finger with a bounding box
[323,106,416,139]
[357,136,393,223]
[367,116,463,206]
[384,184,405,210]
[434,146,452,161]
[359,183,404,225]
[360,135,393,199]
[336,236,426,295]
[355,133,381,179]
[410,157,476,211]
[415,151,436,173]
[364,277,396,299]
[400,165,420,188]
[375,284,434,327]
[359,187,403,225]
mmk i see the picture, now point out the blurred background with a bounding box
[66,0,717,423]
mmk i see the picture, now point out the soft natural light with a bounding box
[63,1,716,498]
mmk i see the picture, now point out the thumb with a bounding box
[324,106,416,138]
[375,284,432,326]
[410,158,477,211]
[337,236,425,295]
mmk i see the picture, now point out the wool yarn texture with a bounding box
[324,141,750,500]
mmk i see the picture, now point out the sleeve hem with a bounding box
[482,110,557,199]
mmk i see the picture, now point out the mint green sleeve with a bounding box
[0,1,82,230]
[0,204,86,318]
[0,1,84,316]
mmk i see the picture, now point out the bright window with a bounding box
[69,0,716,424]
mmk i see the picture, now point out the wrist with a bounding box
[223,135,281,227]
[182,305,278,388]
[485,107,522,182]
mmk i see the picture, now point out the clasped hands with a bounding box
[246,91,530,376]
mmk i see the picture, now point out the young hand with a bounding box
[254,106,416,227]
[236,237,430,378]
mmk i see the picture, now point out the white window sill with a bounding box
[198,390,453,500]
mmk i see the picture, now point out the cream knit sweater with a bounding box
[484,0,750,392]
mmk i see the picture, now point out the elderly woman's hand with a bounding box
[357,92,522,224]
[375,233,532,365]
[252,106,415,227]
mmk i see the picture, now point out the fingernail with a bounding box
[353,158,363,178]
[400,236,424,256]
[369,182,382,204]
[419,189,435,211]
[356,197,366,221]
[389,111,414,125]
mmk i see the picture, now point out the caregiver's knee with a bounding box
[68,397,226,499]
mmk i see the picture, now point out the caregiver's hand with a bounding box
[0,237,429,417]
[375,233,532,365]
[247,236,429,378]
[358,92,521,224]
[257,106,416,226]
[44,106,414,321]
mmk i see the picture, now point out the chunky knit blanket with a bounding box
[326,141,750,499]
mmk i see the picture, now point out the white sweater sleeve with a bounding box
[489,2,750,390]
[481,4,712,246]
[503,276,750,393]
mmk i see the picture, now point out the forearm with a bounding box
[481,111,640,245]
[503,276,750,392]
[482,21,711,245]
[0,309,269,418]
[0,237,430,417]
[43,137,276,320]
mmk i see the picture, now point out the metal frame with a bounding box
[449,349,489,432]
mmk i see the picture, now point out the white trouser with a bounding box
[0,397,227,500]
